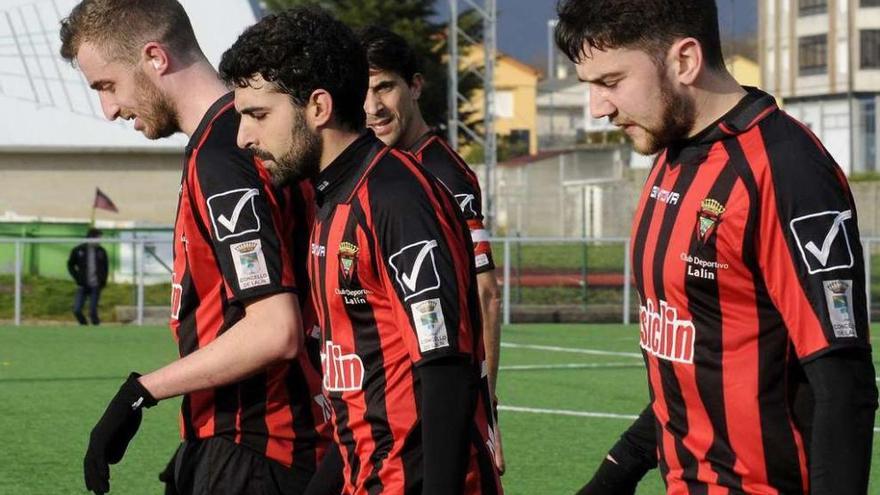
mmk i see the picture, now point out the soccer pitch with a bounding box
[1,324,878,494]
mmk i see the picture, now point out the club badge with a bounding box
[697,198,725,243]
[338,242,359,282]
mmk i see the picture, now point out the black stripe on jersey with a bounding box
[725,139,807,494]
[346,199,392,493]
[316,213,335,343]
[287,362,320,473]
[683,159,743,492]
[633,161,667,304]
[214,382,238,440]
[239,372,270,455]
[651,162,704,494]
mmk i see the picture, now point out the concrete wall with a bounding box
[0,152,182,225]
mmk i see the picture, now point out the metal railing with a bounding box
[2,236,878,327]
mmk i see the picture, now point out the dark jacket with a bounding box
[67,243,109,288]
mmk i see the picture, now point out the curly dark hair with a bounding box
[357,25,421,84]
[219,7,367,131]
[554,0,725,70]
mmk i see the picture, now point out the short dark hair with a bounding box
[86,228,102,238]
[59,0,202,65]
[219,7,368,131]
[358,26,421,84]
[554,0,725,70]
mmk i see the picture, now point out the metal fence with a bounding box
[2,236,878,326]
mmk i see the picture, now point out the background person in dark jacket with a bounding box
[67,228,108,325]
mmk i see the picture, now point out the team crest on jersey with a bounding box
[823,279,857,338]
[696,198,725,243]
[338,242,359,282]
[230,239,271,289]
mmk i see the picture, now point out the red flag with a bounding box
[93,188,118,213]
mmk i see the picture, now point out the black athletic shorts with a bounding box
[159,437,314,495]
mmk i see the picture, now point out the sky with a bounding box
[434,0,758,71]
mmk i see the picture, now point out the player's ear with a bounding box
[669,37,702,86]
[410,73,425,100]
[308,89,333,128]
[142,42,169,75]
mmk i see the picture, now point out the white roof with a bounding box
[0,0,260,152]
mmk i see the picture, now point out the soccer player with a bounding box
[219,8,503,495]
[60,1,328,493]
[553,1,878,494]
[358,25,505,473]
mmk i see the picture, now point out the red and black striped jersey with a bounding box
[308,132,502,494]
[171,93,329,469]
[409,132,495,273]
[632,87,871,494]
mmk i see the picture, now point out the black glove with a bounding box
[84,373,157,494]
[575,443,655,495]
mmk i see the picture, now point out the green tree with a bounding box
[263,0,482,134]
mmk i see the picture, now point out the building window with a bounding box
[799,0,827,15]
[493,91,514,119]
[799,35,828,76]
[861,0,880,7]
[862,30,880,69]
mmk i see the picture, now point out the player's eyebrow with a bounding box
[238,106,269,116]
[577,71,624,84]
[371,79,396,91]
[89,79,112,90]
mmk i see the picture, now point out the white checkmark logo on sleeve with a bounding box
[217,189,259,232]
[804,210,852,267]
[400,240,438,292]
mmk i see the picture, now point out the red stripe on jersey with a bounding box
[738,128,829,357]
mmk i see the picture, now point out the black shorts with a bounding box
[159,437,314,495]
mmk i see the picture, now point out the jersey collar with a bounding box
[665,87,777,167]
[314,130,384,208]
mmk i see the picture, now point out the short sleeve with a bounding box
[192,143,295,304]
[754,120,870,361]
[419,142,495,273]
[367,157,476,365]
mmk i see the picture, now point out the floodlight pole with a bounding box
[447,0,498,232]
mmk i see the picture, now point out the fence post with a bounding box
[865,239,872,324]
[136,241,145,326]
[623,238,631,325]
[502,238,511,326]
[14,240,22,326]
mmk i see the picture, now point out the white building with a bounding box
[761,0,880,175]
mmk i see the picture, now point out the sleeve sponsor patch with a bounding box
[789,210,854,274]
[388,239,441,301]
[411,298,449,352]
[230,239,271,290]
[823,279,858,338]
[475,253,490,268]
[207,188,262,241]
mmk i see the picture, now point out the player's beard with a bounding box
[132,67,180,140]
[632,69,697,155]
[255,107,322,186]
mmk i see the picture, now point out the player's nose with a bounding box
[236,122,255,150]
[589,86,616,120]
[98,94,120,121]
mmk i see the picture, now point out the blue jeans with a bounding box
[73,286,101,325]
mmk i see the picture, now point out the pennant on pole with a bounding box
[93,188,119,213]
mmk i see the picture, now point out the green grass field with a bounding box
[1,324,879,494]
